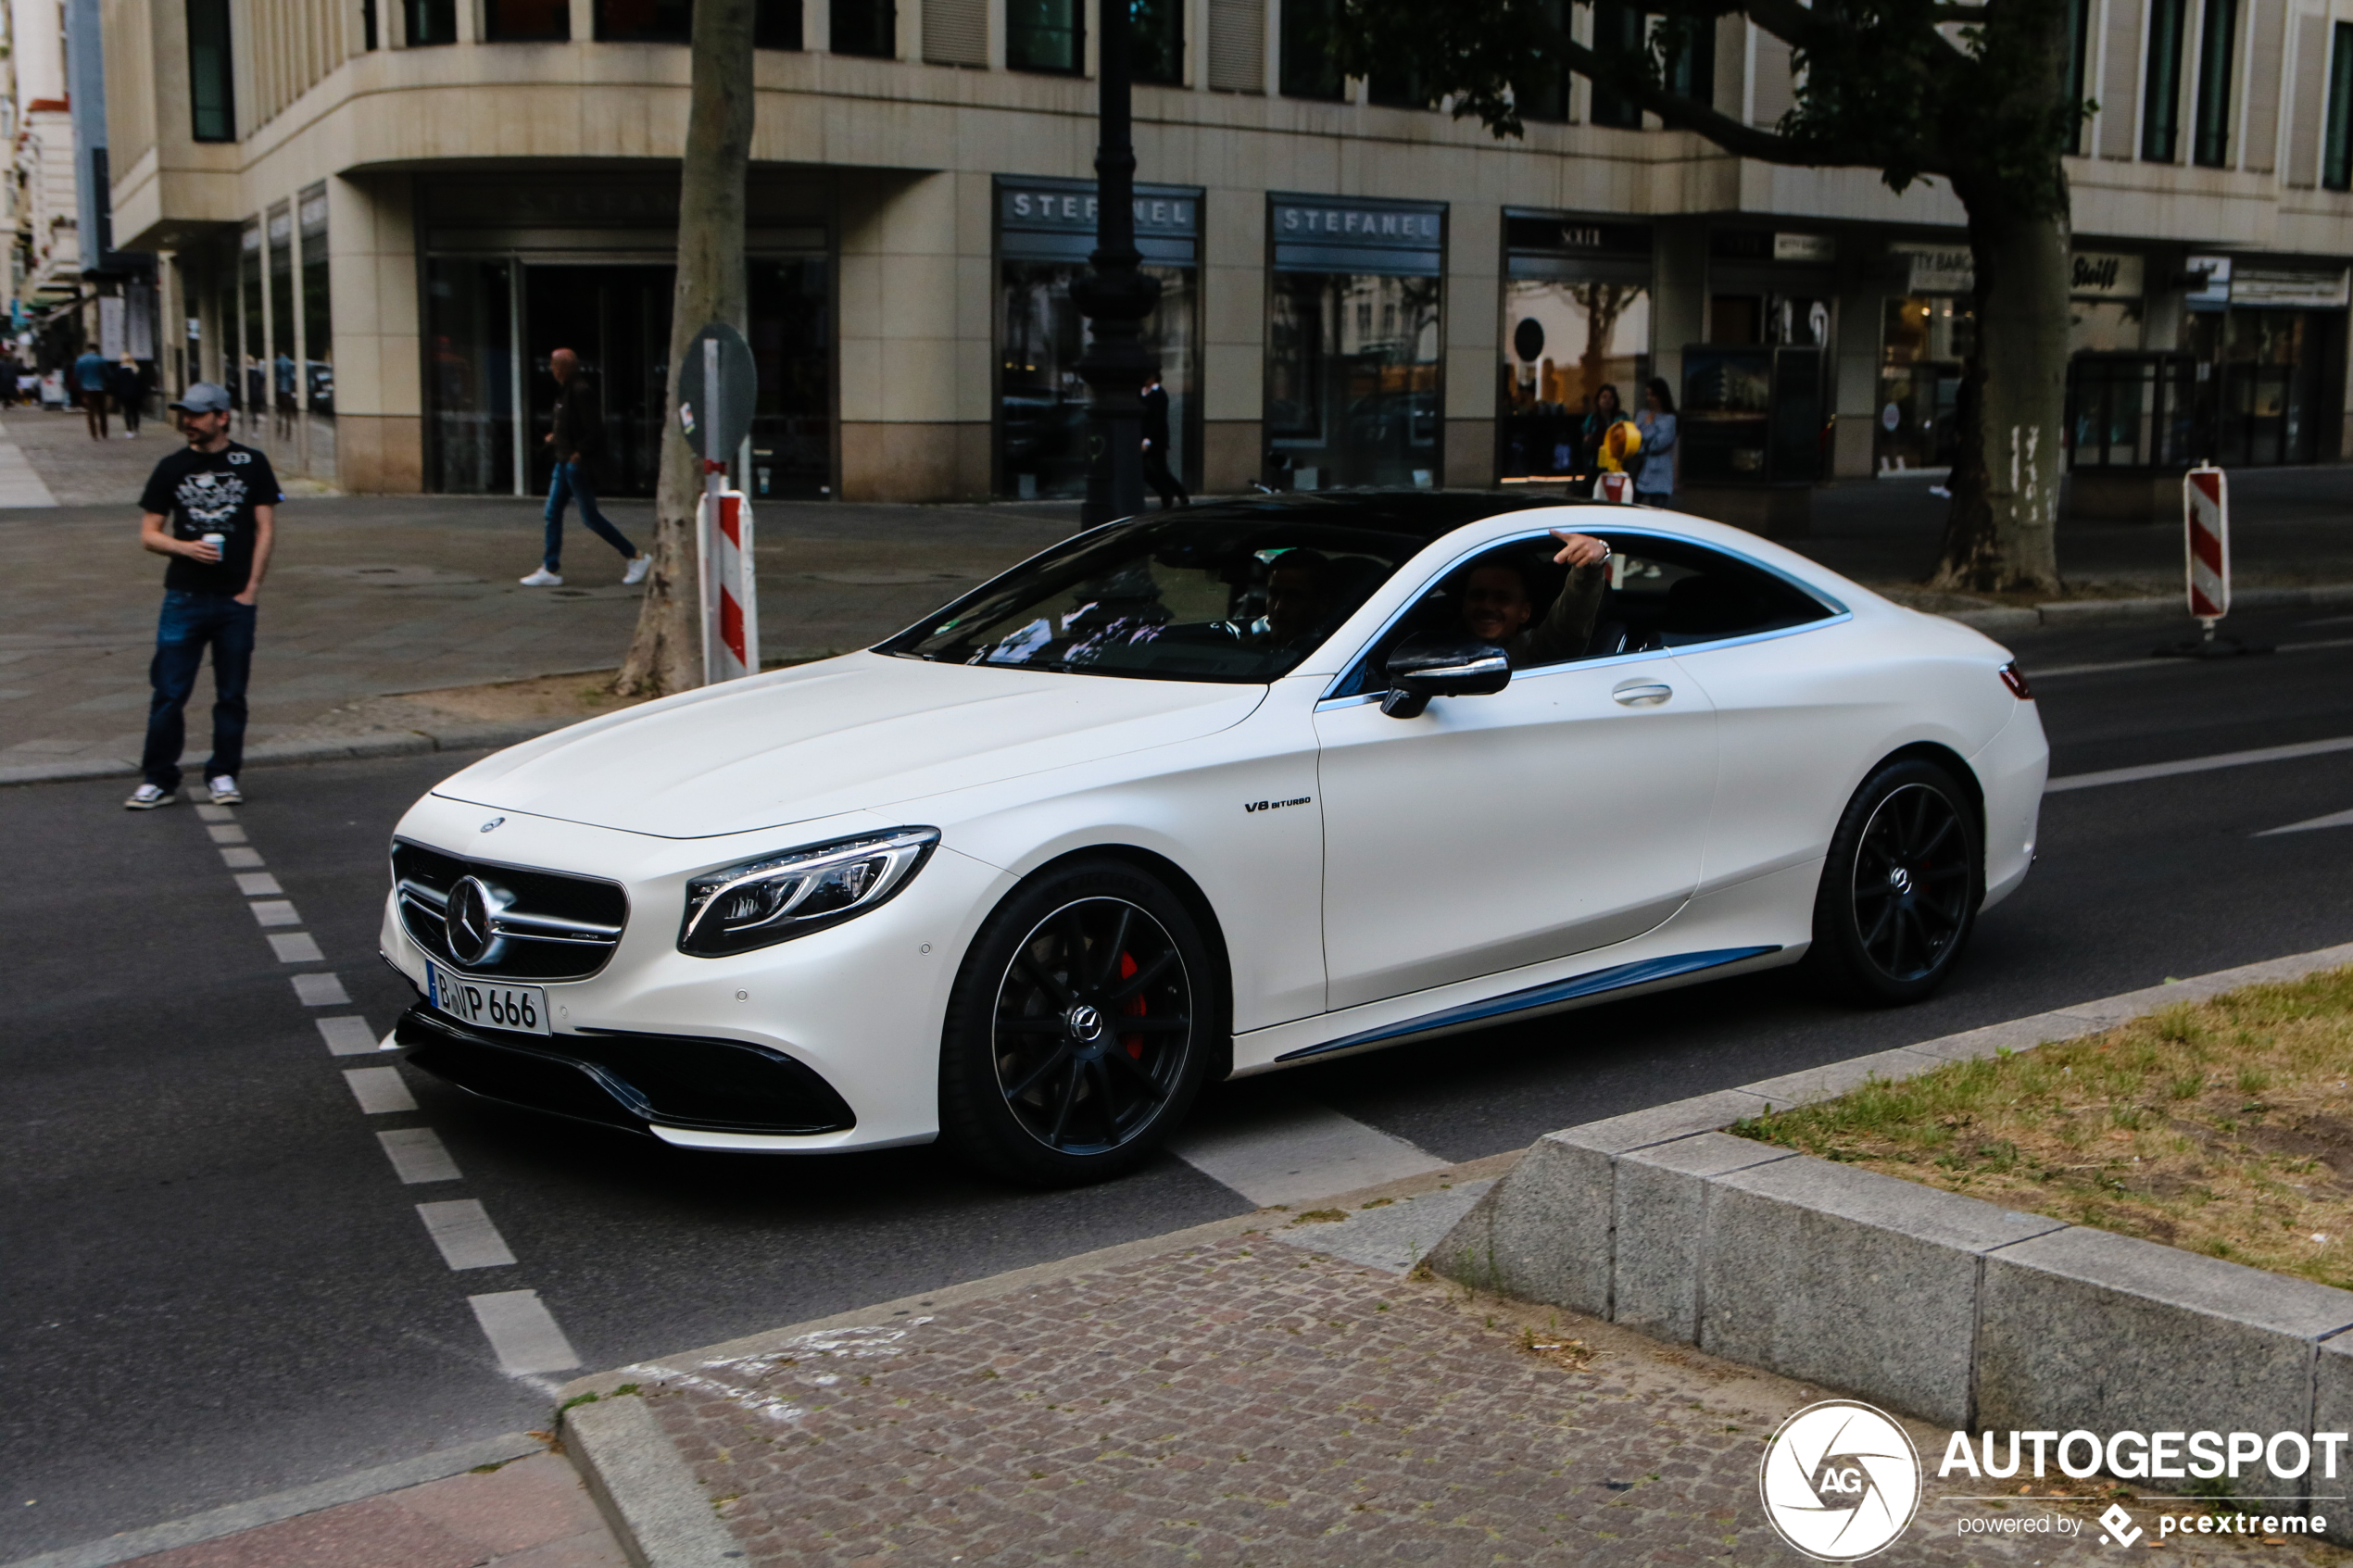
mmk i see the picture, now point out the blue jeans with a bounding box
[542,460,636,571]
[143,590,257,791]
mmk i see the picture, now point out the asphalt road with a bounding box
[7,603,2353,1556]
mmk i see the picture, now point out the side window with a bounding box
[1334,536,1606,695]
[1598,537,1834,650]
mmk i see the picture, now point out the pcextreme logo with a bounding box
[1758,1400,1923,1562]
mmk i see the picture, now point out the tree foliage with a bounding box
[1333,0,2092,592]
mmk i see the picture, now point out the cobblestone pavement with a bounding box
[631,1228,2345,1567]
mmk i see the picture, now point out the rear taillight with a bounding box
[1999,662,2033,700]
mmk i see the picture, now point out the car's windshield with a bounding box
[877,512,1437,683]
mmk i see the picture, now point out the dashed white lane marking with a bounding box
[195,803,236,822]
[418,1200,517,1270]
[379,1126,462,1184]
[318,1016,382,1055]
[206,823,248,845]
[0,428,58,507]
[248,899,302,928]
[234,872,283,896]
[220,847,264,869]
[269,932,325,963]
[345,1066,418,1114]
[1166,1103,1448,1209]
[2259,805,2353,836]
[468,1290,581,1374]
[2047,734,2353,793]
[294,972,351,1007]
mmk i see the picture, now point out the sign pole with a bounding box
[699,335,723,685]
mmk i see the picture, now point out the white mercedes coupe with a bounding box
[383,494,2046,1185]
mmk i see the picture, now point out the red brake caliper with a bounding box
[1118,952,1146,1058]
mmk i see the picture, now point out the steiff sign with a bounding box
[1271,195,1446,277]
[2070,252,2145,298]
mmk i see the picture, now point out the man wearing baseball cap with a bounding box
[124,382,283,809]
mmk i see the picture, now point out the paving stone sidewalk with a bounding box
[611,1204,2346,1567]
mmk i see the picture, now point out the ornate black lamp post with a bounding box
[1072,0,1162,524]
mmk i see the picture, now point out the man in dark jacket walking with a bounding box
[522,347,649,587]
[1140,369,1188,509]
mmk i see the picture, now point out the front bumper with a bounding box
[381,793,1018,1152]
[395,1003,859,1137]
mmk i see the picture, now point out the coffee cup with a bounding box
[201,533,225,556]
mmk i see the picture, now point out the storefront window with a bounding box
[996,178,1201,500]
[299,184,334,477]
[1266,196,1443,489]
[748,256,834,497]
[1877,295,1971,472]
[269,203,298,452]
[238,223,263,427]
[1498,215,1652,481]
[2187,308,2328,466]
[426,258,518,494]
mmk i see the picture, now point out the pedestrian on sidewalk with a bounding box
[112,354,149,437]
[75,345,111,439]
[523,346,649,587]
[124,383,281,810]
[1633,377,1678,508]
[1140,368,1189,510]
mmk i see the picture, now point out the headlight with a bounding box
[678,828,939,957]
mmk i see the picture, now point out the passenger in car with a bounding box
[1460,530,1611,666]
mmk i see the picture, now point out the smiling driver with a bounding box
[1459,529,1611,665]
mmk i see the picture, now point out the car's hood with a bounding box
[432,652,1267,839]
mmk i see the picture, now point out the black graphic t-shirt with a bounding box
[141,443,283,595]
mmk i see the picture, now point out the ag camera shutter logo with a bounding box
[1758,1399,1923,1561]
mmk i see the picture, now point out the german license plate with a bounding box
[427,960,550,1035]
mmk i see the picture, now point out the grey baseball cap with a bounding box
[169,382,233,414]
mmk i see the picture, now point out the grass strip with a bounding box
[1731,967,2353,1289]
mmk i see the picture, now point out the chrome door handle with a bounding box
[1612,682,1673,707]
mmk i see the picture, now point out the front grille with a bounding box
[392,838,629,980]
[396,1005,858,1135]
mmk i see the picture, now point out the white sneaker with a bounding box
[208,775,243,804]
[623,554,651,586]
[123,783,175,809]
[520,567,563,586]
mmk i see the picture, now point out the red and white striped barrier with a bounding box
[698,489,760,684]
[2183,465,2230,623]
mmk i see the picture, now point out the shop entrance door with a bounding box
[523,264,673,497]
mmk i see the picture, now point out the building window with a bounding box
[597,0,689,41]
[484,0,570,39]
[2065,0,2092,151]
[404,0,457,44]
[830,0,893,54]
[2192,0,2238,166]
[363,0,378,48]
[756,0,802,46]
[1133,0,1182,83]
[2142,0,2188,160]
[1664,13,1713,107]
[1007,0,1082,70]
[186,0,235,140]
[2326,20,2353,190]
[1516,0,1570,122]
[1589,0,1646,129]
[1279,0,1342,100]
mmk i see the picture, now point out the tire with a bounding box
[938,858,1221,1186]
[1805,758,1983,1006]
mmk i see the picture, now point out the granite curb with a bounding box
[0,719,571,788]
[1942,581,2353,634]
[1429,939,2353,1542]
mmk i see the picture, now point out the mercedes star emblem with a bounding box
[1066,1003,1106,1042]
[444,876,503,968]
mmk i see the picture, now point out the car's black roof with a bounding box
[1130,490,1574,542]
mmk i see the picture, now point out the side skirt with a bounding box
[1271,946,1783,1064]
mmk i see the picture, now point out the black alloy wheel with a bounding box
[1807,759,1982,1005]
[940,860,1218,1185]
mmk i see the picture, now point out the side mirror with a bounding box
[1379,633,1511,719]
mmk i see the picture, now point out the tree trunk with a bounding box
[616,0,757,696]
[1931,0,2074,596]
[1931,200,2070,596]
